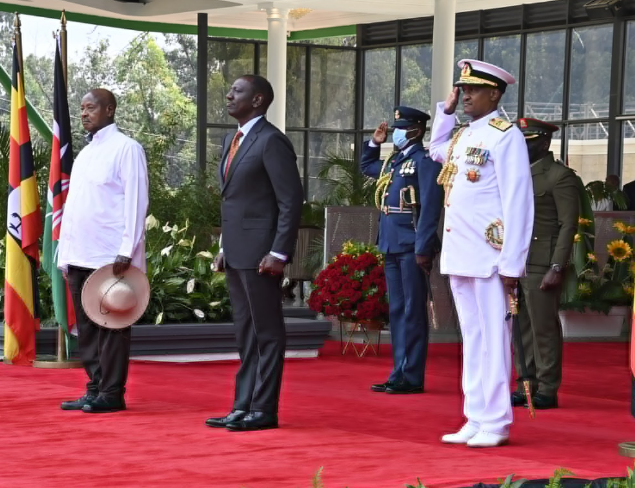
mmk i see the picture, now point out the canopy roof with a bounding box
[0,0,556,37]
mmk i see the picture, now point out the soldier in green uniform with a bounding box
[512,118,579,410]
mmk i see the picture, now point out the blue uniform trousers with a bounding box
[384,252,429,387]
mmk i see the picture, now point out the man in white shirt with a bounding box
[429,60,533,447]
[58,89,149,414]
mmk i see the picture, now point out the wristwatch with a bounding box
[550,263,563,273]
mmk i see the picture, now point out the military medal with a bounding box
[466,168,480,182]
[399,160,416,176]
[466,147,489,166]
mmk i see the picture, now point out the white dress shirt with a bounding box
[429,102,534,278]
[57,123,149,273]
[219,115,287,262]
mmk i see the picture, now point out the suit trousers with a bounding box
[514,271,563,396]
[225,266,286,414]
[449,274,513,435]
[384,252,429,387]
[67,266,132,400]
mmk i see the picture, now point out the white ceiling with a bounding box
[6,0,557,31]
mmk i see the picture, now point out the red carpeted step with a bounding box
[0,342,631,487]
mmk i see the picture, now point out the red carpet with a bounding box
[1,341,633,488]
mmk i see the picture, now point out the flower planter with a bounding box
[558,306,631,338]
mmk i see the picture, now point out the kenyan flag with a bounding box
[42,35,76,340]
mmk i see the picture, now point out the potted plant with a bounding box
[307,240,389,329]
[559,218,634,337]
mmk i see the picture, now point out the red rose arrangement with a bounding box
[308,241,389,322]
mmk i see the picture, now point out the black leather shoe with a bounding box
[511,391,526,407]
[370,381,393,393]
[529,393,558,410]
[205,409,248,428]
[385,382,423,394]
[225,411,279,431]
[61,393,97,411]
[82,396,126,413]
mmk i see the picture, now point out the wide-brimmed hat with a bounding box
[81,264,150,329]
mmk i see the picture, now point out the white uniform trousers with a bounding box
[449,274,513,435]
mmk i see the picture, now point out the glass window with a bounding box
[206,127,232,186]
[622,121,635,187]
[565,123,609,184]
[259,45,307,128]
[524,30,566,121]
[207,41,255,125]
[286,130,306,188]
[454,40,479,124]
[307,132,355,202]
[400,44,432,112]
[310,48,356,130]
[483,35,521,122]
[569,24,613,120]
[623,22,635,114]
[363,48,397,129]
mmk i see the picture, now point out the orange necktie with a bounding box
[224,130,243,179]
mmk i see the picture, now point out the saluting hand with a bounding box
[444,87,460,115]
[372,122,388,145]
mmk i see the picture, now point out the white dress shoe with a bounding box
[466,431,509,448]
[441,424,479,444]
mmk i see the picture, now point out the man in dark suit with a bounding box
[623,178,635,210]
[361,106,442,394]
[206,75,304,431]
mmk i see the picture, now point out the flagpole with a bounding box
[32,12,80,369]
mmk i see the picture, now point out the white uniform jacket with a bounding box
[429,102,534,279]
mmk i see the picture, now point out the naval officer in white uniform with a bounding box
[429,60,534,448]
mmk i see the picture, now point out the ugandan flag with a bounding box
[42,37,76,340]
[3,43,42,364]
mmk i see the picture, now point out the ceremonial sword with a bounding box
[507,290,535,419]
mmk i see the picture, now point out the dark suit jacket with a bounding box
[526,153,579,273]
[624,181,635,210]
[218,117,304,270]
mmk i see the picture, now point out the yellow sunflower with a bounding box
[578,283,592,296]
[578,218,592,226]
[587,253,597,262]
[614,222,627,233]
[625,225,635,235]
[624,284,634,297]
[574,234,581,243]
[630,261,635,276]
[607,240,633,261]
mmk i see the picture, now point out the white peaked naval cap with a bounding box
[455,59,516,92]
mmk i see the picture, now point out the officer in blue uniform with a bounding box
[361,106,442,394]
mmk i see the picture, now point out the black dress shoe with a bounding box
[511,391,527,407]
[385,382,424,394]
[225,411,279,431]
[82,396,126,413]
[205,410,248,428]
[370,381,394,393]
[61,393,97,411]
[529,393,558,410]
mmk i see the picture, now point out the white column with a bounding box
[266,6,288,132]
[430,0,456,120]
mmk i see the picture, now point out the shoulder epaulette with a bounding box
[489,117,512,132]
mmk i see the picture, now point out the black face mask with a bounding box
[525,137,549,163]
